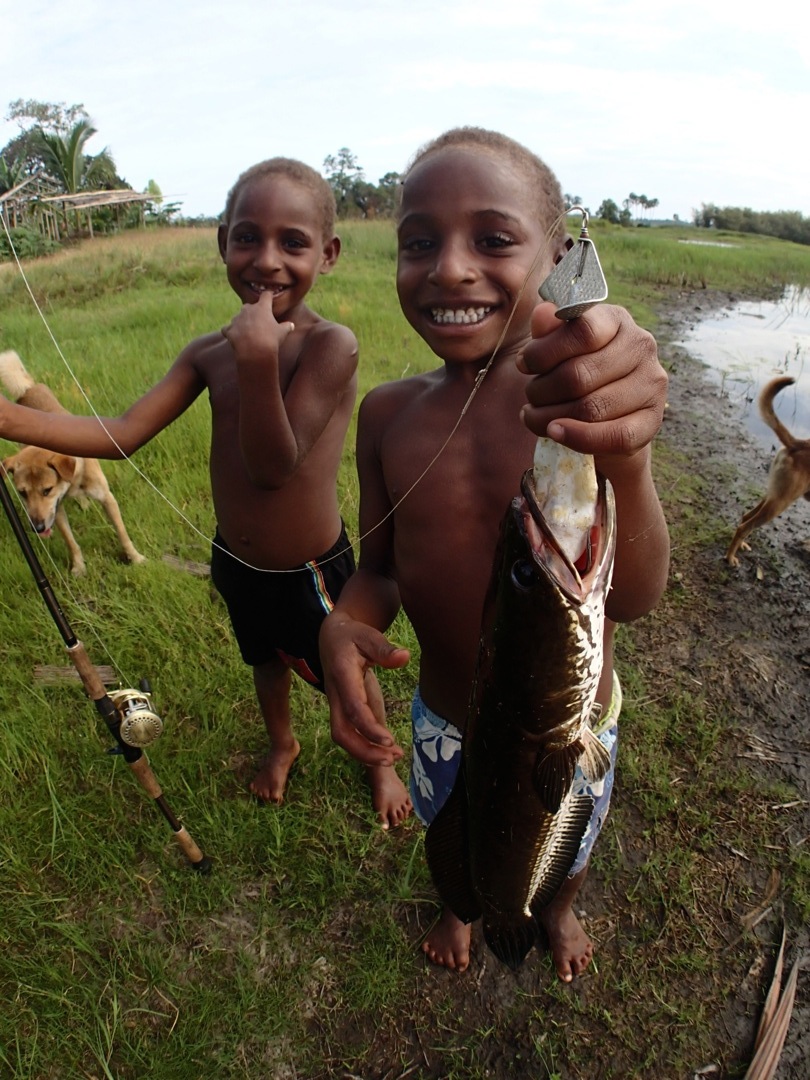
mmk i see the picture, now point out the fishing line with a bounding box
[1,208,570,575]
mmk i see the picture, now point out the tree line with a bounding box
[594,194,661,226]
[692,202,810,246]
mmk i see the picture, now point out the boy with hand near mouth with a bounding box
[0,157,412,829]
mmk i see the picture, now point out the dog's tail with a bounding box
[759,376,799,450]
[0,350,35,403]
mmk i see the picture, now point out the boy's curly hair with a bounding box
[222,158,336,238]
[400,127,566,240]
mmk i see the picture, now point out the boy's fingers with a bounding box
[332,717,403,766]
[528,300,565,342]
[363,642,410,671]
[327,691,403,764]
[333,621,410,672]
[520,305,648,381]
[521,362,667,448]
[535,413,651,457]
[320,620,410,764]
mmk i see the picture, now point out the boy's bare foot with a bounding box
[249,739,301,804]
[367,764,412,829]
[422,907,471,971]
[538,905,593,982]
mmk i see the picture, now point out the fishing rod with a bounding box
[0,468,211,873]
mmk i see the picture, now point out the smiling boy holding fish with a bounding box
[319,127,670,978]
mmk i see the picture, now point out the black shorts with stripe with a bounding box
[210,524,355,690]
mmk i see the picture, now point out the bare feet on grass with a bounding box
[538,905,594,983]
[419,902,591,979]
[367,764,412,830]
[249,738,301,804]
[422,907,471,972]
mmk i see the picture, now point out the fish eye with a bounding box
[510,559,537,590]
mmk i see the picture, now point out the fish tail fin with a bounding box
[483,911,538,971]
[424,771,481,925]
[578,727,612,784]
[530,794,595,913]
[534,744,582,813]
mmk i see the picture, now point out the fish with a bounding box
[424,438,617,969]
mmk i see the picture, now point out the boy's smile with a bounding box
[218,175,339,320]
[396,148,559,365]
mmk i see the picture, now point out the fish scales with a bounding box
[425,441,616,969]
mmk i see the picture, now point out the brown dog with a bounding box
[726,375,810,566]
[0,350,145,575]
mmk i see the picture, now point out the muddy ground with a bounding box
[325,291,809,1080]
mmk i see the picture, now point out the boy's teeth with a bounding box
[431,306,491,325]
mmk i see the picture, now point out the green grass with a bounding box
[1,222,809,1079]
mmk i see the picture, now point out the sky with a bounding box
[2,0,809,223]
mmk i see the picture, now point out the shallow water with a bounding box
[675,285,810,448]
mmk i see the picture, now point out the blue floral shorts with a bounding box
[409,675,621,878]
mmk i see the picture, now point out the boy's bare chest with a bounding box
[202,351,296,424]
[382,388,537,515]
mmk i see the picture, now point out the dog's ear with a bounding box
[48,453,78,483]
[2,455,18,477]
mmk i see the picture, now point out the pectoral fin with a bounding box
[424,768,481,925]
[578,727,611,785]
[534,724,612,813]
[533,743,582,813]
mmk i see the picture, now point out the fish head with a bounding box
[517,467,616,608]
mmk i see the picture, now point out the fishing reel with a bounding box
[109,686,164,748]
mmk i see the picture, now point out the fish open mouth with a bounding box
[518,468,614,605]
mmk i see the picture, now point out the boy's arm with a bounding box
[319,390,409,766]
[518,302,670,622]
[222,292,358,488]
[0,346,206,458]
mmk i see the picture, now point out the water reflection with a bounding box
[675,285,810,448]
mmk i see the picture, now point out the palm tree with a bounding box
[34,119,118,235]
[34,119,116,194]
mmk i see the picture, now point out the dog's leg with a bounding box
[54,505,87,576]
[726,453,810,566]
[97,491,146,565]
[726,501,768,566]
